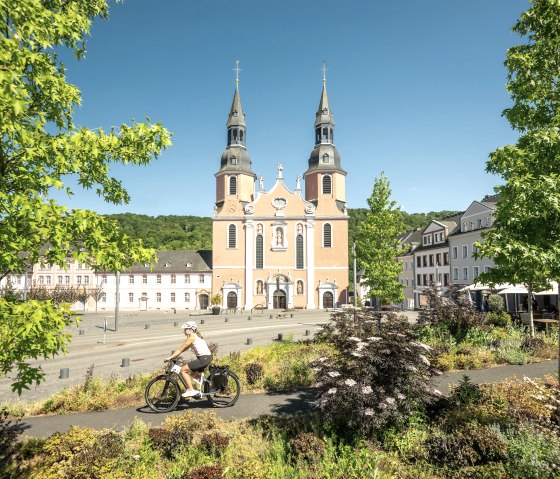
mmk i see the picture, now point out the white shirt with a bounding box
[190,336,211,357]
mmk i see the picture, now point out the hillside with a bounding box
[107,209,460,251]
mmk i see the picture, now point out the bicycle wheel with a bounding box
[145,375,181,412]
[205,371,241,408]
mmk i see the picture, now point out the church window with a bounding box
[323,223,332,248]
[322,153,330,163]
[296,234,304,269]
[227,130,231,144]
[330,128,333,141]
[231,156,238,165]
[315,128,320,143]
[256,234,263,269]
[322,175,332,195]
[322,127,328,140]
[239,130,244,142]
[229,176,237,195]
[228,224,237,249]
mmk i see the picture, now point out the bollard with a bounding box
[79,329,85,335]
[290,313,294,318]
[305,329,310,336]
[224,317,229,323]
[145,324,150,329]
[246,338,253,345]
[59,368,69,379]
[200,319,205,325]
[247,316,252,321]
[277,333,283,341]
[174,321,179,327]
[269,314,273,319]
[121,358,130,367]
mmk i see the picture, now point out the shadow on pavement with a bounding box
[136,398,216,415]
[265,388,318,415]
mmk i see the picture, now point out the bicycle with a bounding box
[145,359,241,412]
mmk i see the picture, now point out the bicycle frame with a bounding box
[169,362,215,397]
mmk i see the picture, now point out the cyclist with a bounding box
[166,321,212,398]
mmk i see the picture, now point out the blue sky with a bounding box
[55,0,528,217]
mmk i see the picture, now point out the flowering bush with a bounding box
[311,309,441,438]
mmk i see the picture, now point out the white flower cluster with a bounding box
[344,378,356,387]
[327,387,337,395]
[362,385,373,394]
[328,371,341,378]
[419,354,431,366]
[364,408,374,416]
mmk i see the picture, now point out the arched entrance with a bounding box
[322,291,334,308]
[273,289,286,309]
[227,291,238,309]
[199,294,209,310]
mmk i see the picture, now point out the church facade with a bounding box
[212,76,349,310]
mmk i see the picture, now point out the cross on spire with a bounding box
[321,61,328,84]
[234,60,241,87]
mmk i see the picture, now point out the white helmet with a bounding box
[182,321,197,331]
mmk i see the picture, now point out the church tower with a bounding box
[304,71,347,209]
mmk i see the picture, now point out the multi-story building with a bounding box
[448,195,497,307]
[396,228,422,309]
[211,75,349,310]
[98,250,212,311]
[412,214,461,307]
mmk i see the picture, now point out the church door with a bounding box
[322,291,334,308]
[273,290,286,309]
[227,291,238,309]
[199,294,209,310]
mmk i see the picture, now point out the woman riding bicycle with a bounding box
[166,321,212,398]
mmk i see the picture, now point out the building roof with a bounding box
[114,250,212,274]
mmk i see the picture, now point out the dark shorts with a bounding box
[188,355,212,372]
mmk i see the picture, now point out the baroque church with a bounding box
[212,72,349,310]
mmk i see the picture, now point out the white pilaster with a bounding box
[306,219,315,308]
[244,221,254,309]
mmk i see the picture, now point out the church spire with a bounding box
[217,61,255,179]
[315,62,334,132]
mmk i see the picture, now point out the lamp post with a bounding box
[352,241,357,307]
[114,270,120,331]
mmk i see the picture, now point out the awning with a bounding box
[534,282,559,295]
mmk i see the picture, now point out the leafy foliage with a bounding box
[0,0,171,392]
[475,0,560,338]
[312,309,440,438]
[355,174,406,306]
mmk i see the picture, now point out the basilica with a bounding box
[212,73,349,310]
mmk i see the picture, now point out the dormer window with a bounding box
[322,108,328,115]
[322,153,330,163]
[231,156,238,165]
[186,261,192,268]
[165,262,170,267]
[233,110,238,117]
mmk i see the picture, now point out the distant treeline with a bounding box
[107,209,460,251]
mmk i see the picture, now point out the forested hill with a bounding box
[107,209,460,251]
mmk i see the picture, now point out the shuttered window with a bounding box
[323,223,332,247]
[322,175,332,194]
[229,176,237,195]
[296,234,304,269]
[256,234,263,269]
[228,224,237,248]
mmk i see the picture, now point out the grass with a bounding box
[1,339,333,418]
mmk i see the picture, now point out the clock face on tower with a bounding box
[227,203,237,214]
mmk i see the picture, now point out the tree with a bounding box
[476,0,560,339]
[355,173,406,308]
[0,1,172,393]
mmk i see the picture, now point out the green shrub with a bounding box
[288,432,325,463]
[312,309,440,439]
[200,432,230,454]
[450,463,508,479]
[463,327,493,347]
[187,465,224,479]
[486,311,511,327]
[494,345,532,365]
[503,424,560,479]
[487,294,505,312]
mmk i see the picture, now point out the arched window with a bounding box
[322,175,332,195]
[240,130,244,142]
[323,223,332,248]
[322,153,330,163]
[229,176,237,195]
[296,234,304,269]
[228,224,237,248]
[256,234,263,269]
